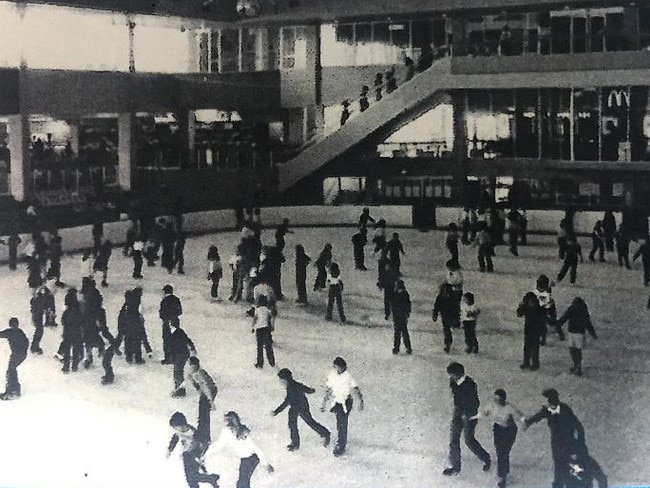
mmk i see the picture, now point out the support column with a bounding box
[7,113,29,202]
[187,110,196,168]
[452,91,468,207]
[118,113,135,191]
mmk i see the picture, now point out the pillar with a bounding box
[118,113,135,191]
[7,113,28,202]
[187,110,196,168]
[452,91,469,207]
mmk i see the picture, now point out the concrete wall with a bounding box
[1,205,645,262]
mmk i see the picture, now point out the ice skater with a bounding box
[533,274,563,345]
[445,223,459,266]
[321,357,364,457]
[460,292,480,354]
[161,222,177,274]
[46,232,65,287]
[207,245,222,300]
[386,232,405,275]
[271,368,330,451]
[294,244,310,304]
[372,219,387,253]
[471,389,525,488]
[160,284,183,364]
[443,362,491,476]
[0,318,29,400]
[632,236,650,286]
[476,222,494,272]
[181,357,218,445]
[351,227,368,270]
[131,235,144,279]
[212,411,274,488]
[175,230,186,274]
[93,238,112,287]
[60,288,84,373]
[0,231,22,271]
[556,297,598,376]
[313,243,332,291]
[615,223,630,269]
[358,207,375,229]
[390,279,412,355]
[166,412,220,488]
[516,292,545,371]
[252,295,275,368]
[169,320,197,397]
[523,389,586,488]
[588,221,605,262]
[566,444,608,488]
[432,283,461,353]
[30,284,56,354]
[325,262,346,323]
[557,236,583,284]
[275,218,293,251]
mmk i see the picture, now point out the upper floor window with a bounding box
[198,27,268,73]
[280,26,307,70]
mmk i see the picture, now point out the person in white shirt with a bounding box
[212,411,274,488]
[131,238,144,279]
[321,357,364,457]
[325,263,346,323]
[471,389,525,488]
[460,292,480,354]
[251,295,275,368]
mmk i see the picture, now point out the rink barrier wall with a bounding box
[0,205,637,263]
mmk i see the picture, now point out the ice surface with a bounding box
[0,227,648,488]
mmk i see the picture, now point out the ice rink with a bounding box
[0,226,648,488]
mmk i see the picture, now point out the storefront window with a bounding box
[541,88,571,160]
[466,90,514,159]
[630,87,650,161]
[601,87,630,161]
[135,113,182,169]
[515,89,539,158]
[574,88,599,161]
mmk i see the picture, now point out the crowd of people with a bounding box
[0,203,642,488]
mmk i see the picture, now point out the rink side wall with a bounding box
[0,206,628,261]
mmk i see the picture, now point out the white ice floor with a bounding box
[0,226,648,488]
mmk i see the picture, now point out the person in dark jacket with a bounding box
[390,279,412,355]
[93,238,112,287]
[443,362,491,476]
[557,297,598,376]
[325,263,346,323]
[61,288,84,373]
[30,284,56,354]
[446,223,460,266]
[27,254,43,294]
[0,318,29,400]
[294,244,310,304]
[313,244,332,291]
[602,210,616,253]
[614,223,630,269]
[557,236,583,284]
[175,231,186,274]
[379,259,399,321]
[161,222,177,274]
[588,221,605,262]
[352,228,368,271]
[524,389,586,488]
[275,218,293,251]
[566,444,608,488]
[432,283,461,353]
[1,232,22,271]
[160,284,183,364]
[118,289,146,365]
[46,232,65,287]
[516,292,545,370]
[169,321,197,398]
[386,232,405,275]
[358,85,370,113]
[271,368,330,451]
[92,220,103,258]
[166,412,220,488]
[358,207,375,229]
[632,236,650,286]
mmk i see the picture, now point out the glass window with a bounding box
[390,22,410,49]
[515,89,539,158]
[412,20,432,57]
[541,88,571,160]
[198,31,209,72]
[355,23,373,65]
[280,26,307,70]
[602,87,630,161]
[574,88,599,161]
[630,86,650,161]
[220,29,240,72]
[210,29,220,73]
[241,28,259,72]
[550,16,570,53]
